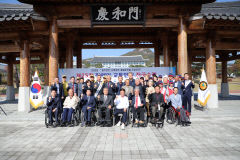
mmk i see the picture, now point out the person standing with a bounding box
[68,76,78,96]
[182,73,195,114]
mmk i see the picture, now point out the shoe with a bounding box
[81,122,85,127]
[106,123,112,127]
[121,123,125,130]
[135,120,139,124]
[116,121,121,127]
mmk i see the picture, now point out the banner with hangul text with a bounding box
[58,67,176,83]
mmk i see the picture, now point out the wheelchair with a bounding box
[130,106,148,127]
[96,106,114,127]
[45,107,62,128]
[112,107,131,127]
[166,105,190,126]
[150,103,166,129]
[80,107,97,127]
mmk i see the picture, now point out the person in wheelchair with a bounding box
[46,87,61,127]
[61,88,80,127]
[114,88,129,130]
[131,88,146,125]
[166,87,191,126]
[96,87,114,127]
[148,86,165,124]
[81,89,96,127]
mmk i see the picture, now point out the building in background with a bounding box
[88,55,148,68]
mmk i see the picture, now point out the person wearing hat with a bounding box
[90,75,95,88]
[157,75,163,86]
[168,74,174,82]
[46,87,61,127]
[168,81,174,96]
[62,75,68,97]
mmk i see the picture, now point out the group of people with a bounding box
[46,72,194,129]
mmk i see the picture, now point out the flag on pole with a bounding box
[30,70,44,109]
[197,68,211,107]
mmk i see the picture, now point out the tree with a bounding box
[95,63,103,68]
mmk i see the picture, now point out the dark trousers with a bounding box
[48,106,58,124]
[183,95,192,113]
[82,106,93,122]
[62,108,74,123]
[98,107,111,123]
[132,107,144,121]
[176,108,189,122]
[151,105,164,120]
[114,108,127,123]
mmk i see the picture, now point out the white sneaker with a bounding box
[116,121,121,127]
[121,123,125,130]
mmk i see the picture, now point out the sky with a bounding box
[0,0,239,59]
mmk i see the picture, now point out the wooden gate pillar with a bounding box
[48,16,59,85]
[178,16,188,76]
[154,41,160,67]
[77,45,82,68]
[7,56,15,100]
[18,39,30,112]
[206,36,218,108]
[221,60,229,97]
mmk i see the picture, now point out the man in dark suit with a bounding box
[51,77,64,110]
[131,88,146,125]
[96,88,114,126]
[128,72,135,87]
[102,75,116,97]
[81,89,96,126]
[94,75,103,97]
[115,76,125,95]
[182,73,195,114]
[174,75,184,97]
[46,87,60,126]
[133,78,144,97]
[148,86,165,123]
[68,76,78,96]
[51,77,64,98]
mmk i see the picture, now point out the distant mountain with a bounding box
[121,48,154,66]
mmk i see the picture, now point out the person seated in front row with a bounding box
[81,89,96,127]
[131,88,146,125]
[148,86,165,123]
[46,87,61,127]
[114,88,129,130]
[166,87,191,126]
[61,88,80,127]
[96,88,114,127]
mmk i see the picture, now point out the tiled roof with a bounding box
[89,55,147,63]
[0,3,46,22]
[192,1,240,21]
[0,1,240,22]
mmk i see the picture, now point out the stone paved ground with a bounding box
[0,97,240,160]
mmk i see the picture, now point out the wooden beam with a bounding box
[0,44,20,53]
[215,42,240,50]
[57,18,178,28]
[57,19,91,28]
[81,44,154,49]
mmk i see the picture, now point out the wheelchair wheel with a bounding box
[45,110,49,128]
[166,107,176,124]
